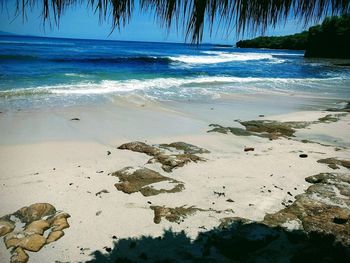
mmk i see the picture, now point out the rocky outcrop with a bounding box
[262,172,350,246]
[118,141,208,172]
[150,205,202,224]
[208,120,310,140]
[158,142,210,155]
[208,113,347,140]
[112,167,184,196]
[317,158,350,170]
[0,203,70,263]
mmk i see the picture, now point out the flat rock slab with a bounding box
[317,158,350,170]
[208,114,347,140]
[262,172,350,246]
[112,167,184,196]
[0,203,70,263]
[150,205,202,224]
[117,141,208,172]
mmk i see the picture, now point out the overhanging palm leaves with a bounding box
[3,0,350,42]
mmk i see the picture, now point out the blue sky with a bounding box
[0,1,311,44]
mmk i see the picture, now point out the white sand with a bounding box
[0,99,349,262]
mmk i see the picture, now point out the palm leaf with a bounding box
[4,0,350,43]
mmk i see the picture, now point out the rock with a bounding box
[318,114,346,123]
[150,205,201,224]
[208,124,253,136]
[112,167,184,196]
[219,217,252,229]
[317,158,350,170]
[118,141,161,156]
[10,247,29,263]
[244,147,254,152]
[263,172,350,246]
[299,154,308,158]
[1,204,71,263]
[95,189,109,197]
[0,218,15,237]
[70,118,80,121]
[50,213,70,231]
[14,203,56,224]
[148,153,205,172]
[5,232,46,251]
[46,230,64,244]
[239,120,309,139]
[25,220,50,235]
[158,142,210,154]
[209,120,311,140]
[118,141,208,172]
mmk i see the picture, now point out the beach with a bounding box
[0,93,349,262]
[1,35,350,262]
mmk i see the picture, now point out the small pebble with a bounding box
[244,147,255,152]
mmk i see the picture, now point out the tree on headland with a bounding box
[236,14,350,58]
[2,0,350,43]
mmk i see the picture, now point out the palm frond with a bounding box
[4,0,350,43]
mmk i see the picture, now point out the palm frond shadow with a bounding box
[85,220,350,263]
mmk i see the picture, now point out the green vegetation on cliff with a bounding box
[236,15,350,58]
[305,15,350,58]
[236,31,308,50]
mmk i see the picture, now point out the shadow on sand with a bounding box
[84,220,350,263]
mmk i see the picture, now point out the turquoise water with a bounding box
[0,35,349,109]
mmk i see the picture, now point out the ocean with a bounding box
[0,35,350,110]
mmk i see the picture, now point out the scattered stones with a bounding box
[150,205,202,224]
[244,147,254,152]
[0,203,70,263]
[112,167,184,196]
[317,158,350,170]
[118,141,208,172]
[263,172,350,246]
[299,153,308,158]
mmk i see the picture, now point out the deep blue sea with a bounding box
[1,35,350,109]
